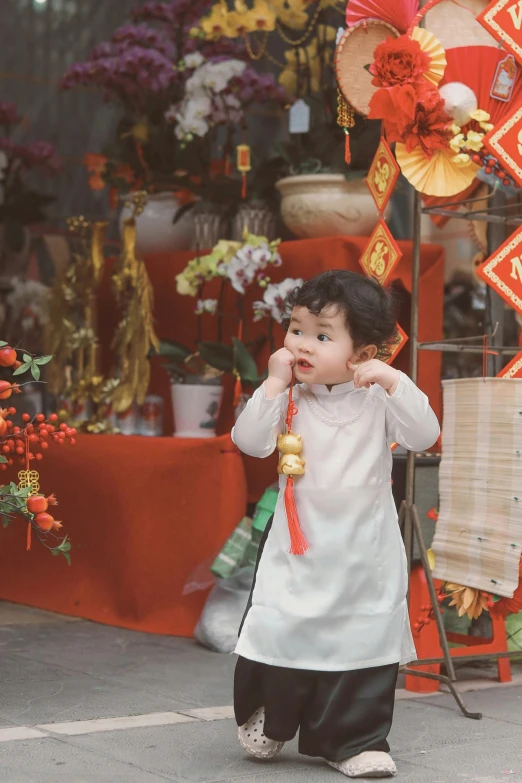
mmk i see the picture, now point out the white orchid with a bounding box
[171,91,212,140]
[187,60,246,94]
[253,278,303,323]
[195,298,218,315]
[184,52,205,70]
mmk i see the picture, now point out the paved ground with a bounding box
[1,602,522,783]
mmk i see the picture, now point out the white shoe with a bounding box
[328,751,397,778]
[238,707,285,759]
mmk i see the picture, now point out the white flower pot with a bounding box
[119,192,194,254]
[171,381,223,438]
[277,174,389,239]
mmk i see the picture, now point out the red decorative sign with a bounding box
[478,0,522,66]
[483,104,522,187]
[476,225,522,316]
[386,324,408,366]
[497,349,522,378]
[359,219,402,285]
[366,137,400,214]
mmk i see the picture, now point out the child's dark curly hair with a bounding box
[281,270,398,360]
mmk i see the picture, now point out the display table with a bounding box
[0,434,246,636]
[97,236,444,501]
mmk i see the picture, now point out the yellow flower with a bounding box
[449,133,465,153]
[249,0,277,31]
[449,123,461,136]
[176,273,199,297]
[469,109,491,123]
[200,3,233,39]
[466,130,484,152]
[452,152,471,167]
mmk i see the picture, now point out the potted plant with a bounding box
[60,1,287,252]
[0,101,60,281]
[196,0,383,238]
[154,231,290,436]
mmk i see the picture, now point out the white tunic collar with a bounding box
[305,380,356,397]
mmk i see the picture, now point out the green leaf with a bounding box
[233,339,259,383]
[0,456,7,464]
[23,354,32,362]
[13,360,32,376]
[34,355,53,366]
[31,363,41,381]
[152,340,192,361]
[0,341,7,347]
[198,342,234,373]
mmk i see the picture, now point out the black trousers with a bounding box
[234,656,399,762]
[234,516,399,762]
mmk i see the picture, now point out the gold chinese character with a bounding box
[374,159,390,195]
[18,470,40,496]
[370,241,389,277]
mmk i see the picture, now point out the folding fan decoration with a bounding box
[345,0,419,34]
[337,0,522,197]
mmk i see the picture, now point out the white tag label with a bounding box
[336,26,345,45]
[289,99,311,134]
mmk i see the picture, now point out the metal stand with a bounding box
[400,186,522,719]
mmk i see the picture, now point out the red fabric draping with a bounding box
[0,434,246,636]
[96,236,444,502]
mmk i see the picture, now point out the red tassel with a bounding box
[26,521,31,551]
[284,476,308,555]
[345,131,351,164]
[241,172,247,199]
[233,373,242,407]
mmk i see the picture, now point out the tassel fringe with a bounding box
[284,476,309,555]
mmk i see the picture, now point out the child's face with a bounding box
[284,306,373,386]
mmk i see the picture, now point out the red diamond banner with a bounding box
[359,219,402,285]
[366,137,400,214]
[478,0,522,66]
[497,349,522,378]
[386,324,408,366]
[483,104,522,186]
[476,225,522,316]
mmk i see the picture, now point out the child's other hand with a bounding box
[266,348,295,397]
[347,359,400,395]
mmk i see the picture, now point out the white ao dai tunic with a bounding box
[232,372,440,672]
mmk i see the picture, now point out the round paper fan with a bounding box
[409,27,446,86]
[335,20,400,116]
[345,0,419,34]
[441,46,522,126]
[423,0,497,50]
[396,143,479,197]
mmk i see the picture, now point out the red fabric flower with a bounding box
[369,83,453,157]
[370,35,431,88]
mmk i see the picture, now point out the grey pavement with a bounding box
[1,602,522,783]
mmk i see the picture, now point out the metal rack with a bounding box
[399,188,522,720]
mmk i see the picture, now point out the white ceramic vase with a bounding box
[171,381,224,438]
[277,174,388,239]
[119,192,194,254]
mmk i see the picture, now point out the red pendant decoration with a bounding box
[366,137,400,214]
[483,104,522,187]
[386,324,409,366]
[476,225,522,316]
[478,0,522,67]
[359,219,402,285]
[497,349,522,378]
[236,144,251,200]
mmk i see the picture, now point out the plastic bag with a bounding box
[194,566,254,653]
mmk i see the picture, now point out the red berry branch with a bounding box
[0,341,76,562]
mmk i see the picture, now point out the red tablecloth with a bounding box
[96,236,444,502]
[0,434,246,636]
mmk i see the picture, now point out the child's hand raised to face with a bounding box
[348,359,400,396]
[265,348,296,398]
